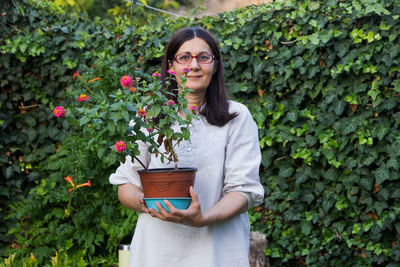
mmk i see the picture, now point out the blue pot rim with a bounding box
[144,197,192,200]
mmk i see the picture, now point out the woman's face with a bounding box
[170,37,216,93]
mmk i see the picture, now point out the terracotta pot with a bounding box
[138,168,197,198]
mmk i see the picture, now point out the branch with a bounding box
[18,103,40,109]
[280,39,298,44]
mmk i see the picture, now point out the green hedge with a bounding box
[2,0,400,265]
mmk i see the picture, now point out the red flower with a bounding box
[53,106,67,118]
[129,87,137,93]
[190,104,198,111]
[152,71,161,77]
[73,71,79,79]
[166,99,175,106]
[167,69,176,75]
[120,75,133,88]
[138,108,146,117]
[115,141,126,153]
[77,94,89,102]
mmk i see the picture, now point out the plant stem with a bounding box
[174,162,178,171]
[77,75,96,96]
[133,155,147,170]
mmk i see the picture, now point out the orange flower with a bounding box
[76,180,91,189]
[64,176,74,187]
[88,77,100,83]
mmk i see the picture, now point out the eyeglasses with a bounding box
[174,52,215,64]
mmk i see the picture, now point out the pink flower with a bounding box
[77,94,89,102]
[147,127,154,133]
[53,106,67,118]
[114,141,126,153]
[129,87,137,93]
[190,104,198,111]
[120,75,133,88]
[73,70,79,79]
[183,67,190,73]
[138,108,146,117]
[167,69,176,75]
[152,71,161,77]
[166,99,175,106]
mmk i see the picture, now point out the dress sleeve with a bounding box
[109,140,150,188]
[222,103,264,208]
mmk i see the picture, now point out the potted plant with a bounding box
[52,61,198,210]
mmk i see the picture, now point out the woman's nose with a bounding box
[189,57,200,70]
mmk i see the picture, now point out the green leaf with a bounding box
[107,121,115,134]
[352,223,361,234]
[342,119,358,135]
[352,0,361,11]
[181,127,190,140]
[367,89,380,101]
[164,128,173,139]
[110,112,123,121]
[292,56,304,69]
[376,125,389,141]
[323,168,339,181]
[148,105,161,118]
[309,1,320,11]
[79,116,91,126]
[333,100,345,115]
[308,33,320,45]
[287,111,297,122]
[363,221,373,232]
[278,166,294,178]
[375,167,390,185]
[301,221,312,235]
[359,177,373,191]
[295,172,308,184]
[394,223,400,234]
[373,201,387,216]
[322,197,335,213]
[387,158,399,171]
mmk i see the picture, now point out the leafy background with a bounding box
[1,0,400,266]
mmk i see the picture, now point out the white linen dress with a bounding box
[109,100,265,267]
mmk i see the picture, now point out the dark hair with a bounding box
[161,27,237,127]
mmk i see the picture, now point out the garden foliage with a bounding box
[1,0,400,265]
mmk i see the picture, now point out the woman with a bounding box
[109,27,264,267]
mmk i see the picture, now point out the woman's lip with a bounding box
[187,75,201,79]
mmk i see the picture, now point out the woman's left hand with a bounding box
[149,186,206,227]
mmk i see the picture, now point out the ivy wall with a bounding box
[1,0,400,265]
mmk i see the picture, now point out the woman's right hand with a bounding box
[118,183,149,213]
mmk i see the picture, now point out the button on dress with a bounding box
[109,101,264,267]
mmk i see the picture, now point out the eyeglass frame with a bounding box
[173,52,215,64]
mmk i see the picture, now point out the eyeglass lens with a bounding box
[175,52,213,64]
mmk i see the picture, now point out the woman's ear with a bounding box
[212,63,217,75]
[168,60,172,70]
